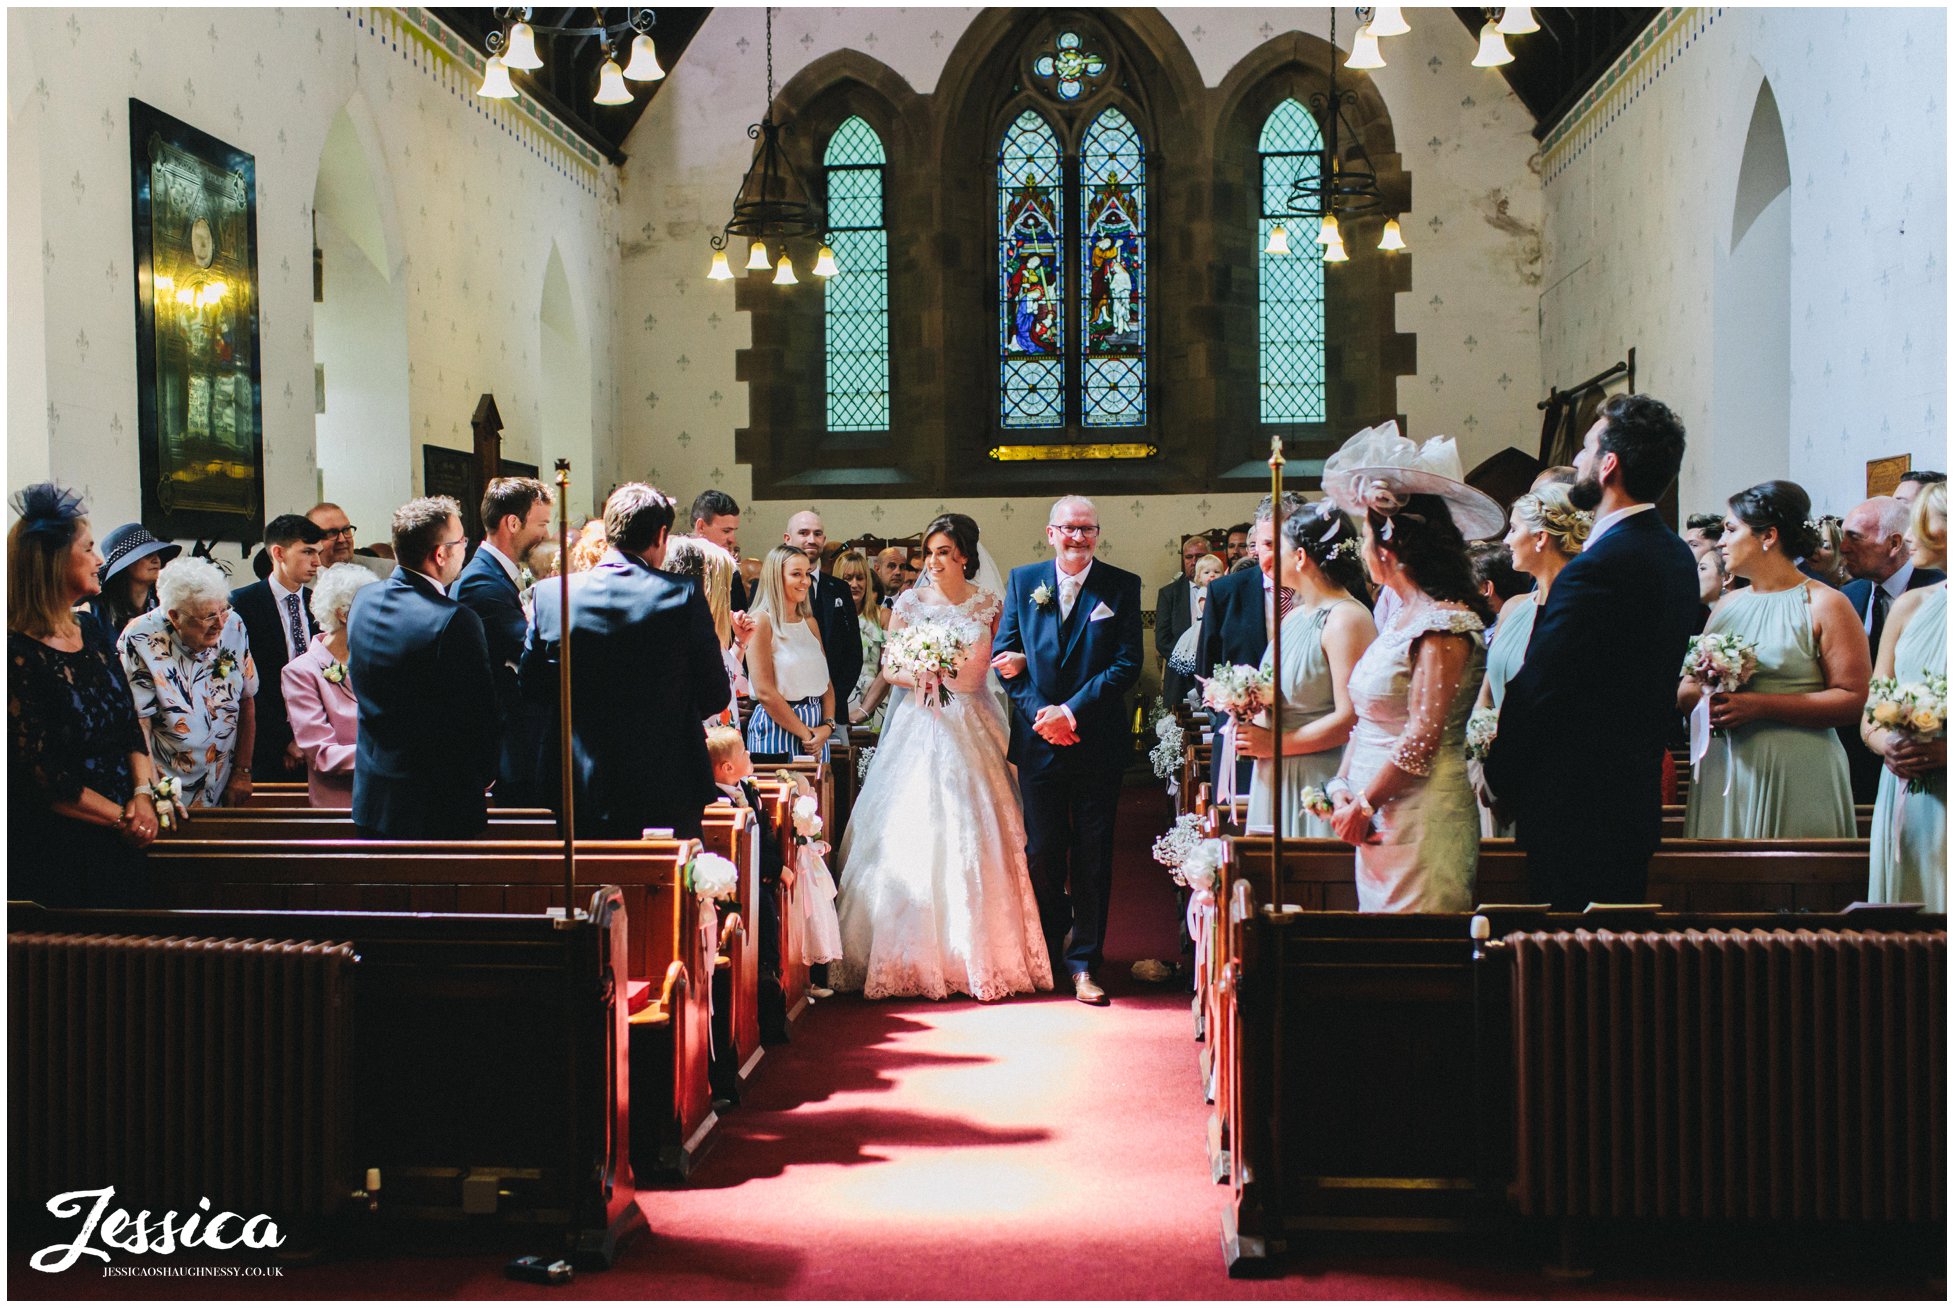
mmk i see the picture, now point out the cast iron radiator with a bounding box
[1507,927,1945,1223]
[9,931,358,1216]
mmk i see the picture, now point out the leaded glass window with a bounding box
[998,109,1065,429]
[1081,107,1145,428]
[823,117,889,432]
[1259,99,1327,424]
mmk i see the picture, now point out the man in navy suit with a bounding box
[456,476,555,807]
[993,496,1143,1004]
[522,483,731,840]
[230,514,326,783]
[783,510,862,708]
[1485,394,1700,909]
[347,496,498,838]
[1838,495,1946,802]
[1197,495,1306,794]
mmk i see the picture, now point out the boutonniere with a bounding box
[1032,582,1054,608]
[213,651,237,680]
[322,662,348,685]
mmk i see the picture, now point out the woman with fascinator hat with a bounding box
[1319,425,1505,911]
[8,485,160,906]
[84,523,181,638]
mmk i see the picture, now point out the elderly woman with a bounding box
[119,556,260,808]
[281,562,378,807]
[9,484,159,906]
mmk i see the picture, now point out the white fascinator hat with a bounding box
[1320,421,1508,541]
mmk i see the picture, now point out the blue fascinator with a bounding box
[10,483,87,543]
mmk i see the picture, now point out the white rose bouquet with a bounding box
[883,614,983,708]
[1175,838,1229,894]
[791,793,824,844]
[1198,663,1274,724]
[1682,632,1760,740]
[1865,672,1947,794]
[1465,707,1499,763]
[686,852,741,903]
[1152,811,1206,874]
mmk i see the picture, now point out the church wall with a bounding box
[616,6,1545,585]
[1539,6,1947,517]
[6,7,625,549]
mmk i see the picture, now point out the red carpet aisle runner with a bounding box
[11,783,1939,1300]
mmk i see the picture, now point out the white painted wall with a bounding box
[1539,7,1947,516]
[314,210,411,536]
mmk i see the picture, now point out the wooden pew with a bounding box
[699,804,765,1097]
[1657,803,1874,839]
[146,838,721,1179]
[164,807,560,840]
[753,774,815,1020]
[9,891,644,1267]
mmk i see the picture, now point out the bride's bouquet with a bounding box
[883,614,983,707]
[1865,672,1947,793]
[1198,663,1274,724]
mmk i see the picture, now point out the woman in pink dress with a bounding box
[282,563,377,807]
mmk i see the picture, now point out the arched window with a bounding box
[1081,107,1146,428]
[1258,99,1326,424]
[998,109,1065,429]
[823,116,889,432]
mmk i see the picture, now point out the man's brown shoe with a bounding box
[1072,971,1109,1005]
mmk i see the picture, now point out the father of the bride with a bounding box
[993,496,1143,1005]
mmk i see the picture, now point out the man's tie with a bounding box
[284,591,307,660]
[1870,585,1894,653]
[1059,572,1083,622]
[1265,585,1297,636]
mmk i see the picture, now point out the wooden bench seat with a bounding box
[165,807,561,840]
[699,803,766,1097]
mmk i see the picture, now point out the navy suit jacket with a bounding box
[994,559,1144,775]
[811,569,863,705]
[1484,509,1700,859]
[1195,568,1270,680]
[455,545,550,805]
[230,578,317,779]
[346,568,498,838]
[1154,575,1195,661]
[521,550,731,839]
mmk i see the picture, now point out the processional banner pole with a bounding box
[555,458,577,923]
[1269,434,1286,875]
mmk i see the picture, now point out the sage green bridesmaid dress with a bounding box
[1247,601,1362,838]
[1482,593,1539,709]
[1685,581,1855,838]
[1869,583,1946,908]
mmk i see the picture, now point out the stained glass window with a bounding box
[998,109,1065,429]
[823,117,889,432]
[1080,107,1146,427]
[1031,31,1107,101]
[1259,99,1327,424]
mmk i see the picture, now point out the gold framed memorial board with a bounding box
[1867,454,1911,499]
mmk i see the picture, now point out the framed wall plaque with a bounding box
[1867,454,1911,498]
[130,99,266,544]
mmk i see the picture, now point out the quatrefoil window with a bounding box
[1031,31,1107,101]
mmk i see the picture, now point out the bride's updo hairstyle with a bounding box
[1280,501,1371,603]
[1366,493,1497,625]
[922,512,981,580]
[1727,479,1821,559]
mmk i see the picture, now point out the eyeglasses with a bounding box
[184,605,232,625]
[1051,524,1101,539]
[437,537,467,553]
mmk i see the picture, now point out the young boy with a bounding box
[705,727,793,1036]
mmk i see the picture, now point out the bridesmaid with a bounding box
[1863,482,1946,907]
[1682,480,1868,838]
[1239,503,1377,836]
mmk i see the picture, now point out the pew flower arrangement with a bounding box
[1151,812,1206,876]
[1299,784,1335,822]
[1176,838,1228,894]
[1865,672,1947,793]
[1198,663,1274,724]
[1149,711,1186,781]
[882,614,983,707]
[1465,707,1499,762]
[855,746,876,782]
[687,852,741,903]
[1680,633,1758,735]
[791,794,824,845]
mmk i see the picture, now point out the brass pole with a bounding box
[555,458,577,922]
[1269,435,1286,864]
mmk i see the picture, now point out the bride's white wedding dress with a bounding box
[832,586,1055,1001]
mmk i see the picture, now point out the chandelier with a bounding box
[475,8,665,106]
[704,8,835,287]
[1267,7,1538,262]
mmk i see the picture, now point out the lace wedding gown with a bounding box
[832,587,1055,1001]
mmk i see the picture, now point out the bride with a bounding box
[831,513,1054,1001]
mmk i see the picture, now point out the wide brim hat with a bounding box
[97,523,181,581]
[1320,422,1508,541]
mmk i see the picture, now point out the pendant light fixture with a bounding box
[501,19,543,70]
[1264,222,1292,256]
[1366,6,1410,37]
[475,8,667,108]
[706,8,832,287]
[1346,21,1386,70]
[477,56,518,99]
[1472,19,1516,67]
[594,57,632,105]
[1268,10,1405,264]
[745,241,772,272]
[1494,6,1540,36]
[1377,218,1406,251]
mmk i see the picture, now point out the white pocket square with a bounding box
[1088,601,1115,621]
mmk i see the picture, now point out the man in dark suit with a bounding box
[691,489,749,611]
[1838,495,1946,802]
[455,476,554,807]
[347,497,498,838]
[230,514,326,783]
[1154,535,1210,705]
[522,483,731,840]
[993,496,1144,1004]
[1485,394,1700,909]
[1197,496,1306,794]
[783,510,862,710]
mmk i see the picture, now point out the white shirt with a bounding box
[268,575,309,662]
[1866,561,1916,633]
[411,568,448,598]
[477,540,522,588]
[1585,501,1656,548]
[1057,558,1093,620]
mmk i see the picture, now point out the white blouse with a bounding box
[769,613,830,701]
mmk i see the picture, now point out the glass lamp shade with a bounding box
[502,21,543,70]
[1473,23,1515,67]
[1264,223,1291,256]
[1378,218,1407,251]
[707,249,734,281]
[594,58,632,105]
[745,241,771,271]
[1368,6,1410,37]
[812,245,840,277]
[477,56,518,99]
[1316,212,1342,246]
[1495,6,1541,36]
[1322,235,1350,264]
[1346,24,1386,70]
[773,253,799,285]
[623,33,666,80]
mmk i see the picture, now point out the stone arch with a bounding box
[538,242,596,512]
[1710,68,1792,495]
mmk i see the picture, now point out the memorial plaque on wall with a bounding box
[423,445,480,539]
[130,98,266,545]
[1867,454,1911,498]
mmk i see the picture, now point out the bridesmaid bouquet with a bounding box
[1465,707,1500,762]
[883,615,982,707]
[1198,663,1274,723]
[1865,672,1947,793]
[1299,785,1335,821]
[1681,633,1759,736]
